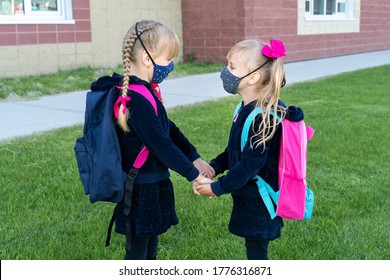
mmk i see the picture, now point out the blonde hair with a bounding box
[228,39,287,150]
[118,20,180,132]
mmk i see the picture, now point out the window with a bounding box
[305,0,353,18]
[298,0,360,35]
[0,0,73,24]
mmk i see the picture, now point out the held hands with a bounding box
[194,182,216,198]
[193,158,215,179]
[192,174,216,198]
[192,158,217,198]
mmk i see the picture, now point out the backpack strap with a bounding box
[107,84,159,248]
[237,102,281,219]
[125,84,159,250]
[255,176,279,219]
[128,84,158,114]
[238,102,280,151]
[128,84,158,169]
[233,102,242,121]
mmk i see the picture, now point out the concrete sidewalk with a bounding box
[1,50,390,141]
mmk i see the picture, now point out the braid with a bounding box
[121,33,135,97]
[118,21,159,132]
[117,20,176,132]
[118,32,137,132]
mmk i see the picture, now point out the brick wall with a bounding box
[0,0,91,47]
[182,0,246,63]
[182,0,390,63]
[0,0,182,78]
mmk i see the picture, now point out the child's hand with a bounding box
[193,158,215,179]
[192,175,214,196]
[194,183,216,198]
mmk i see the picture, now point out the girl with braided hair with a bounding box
[91,20,213,259]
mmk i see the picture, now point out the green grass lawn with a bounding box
[0,66,389,260]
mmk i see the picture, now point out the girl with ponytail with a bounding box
[195,39,305,260]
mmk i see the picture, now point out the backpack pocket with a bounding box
[74,137,91,195]
[303,187,314,220]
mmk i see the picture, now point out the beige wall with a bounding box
[0,0,182,78]
[89,0,183,69]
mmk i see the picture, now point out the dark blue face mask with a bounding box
[150,61,174,84]
[220,60,271,94]
[135,22,174,84]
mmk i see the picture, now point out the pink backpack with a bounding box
[235,103,315,220]
[277,119,315,220]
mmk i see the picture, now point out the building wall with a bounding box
[89,0,183,72]
[0,0,182,78]
[2,0,389,78]
[182,0,246,63]
[182,0,390,63]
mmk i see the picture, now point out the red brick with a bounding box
[0,33,17,46]
[72,0,90,9]
[18,33,38,45]
[0,25,16,33]
[38,33,57,44]
[206,37,221,47]
[282,0,297,9]
[38,25,57,32]
[75,20,91,31]
[73,9,91,20]
[188,47,205,57]
[185,0,204,10]
[223,0,242,10]
[75,31,91,42]
[181,0,190,11]
[17,24,37,33]
[220,27,238,37]
[254,0,281,8]
[182,0,390,64]
[221,37,239,47]
[57,24,75,32]
[191,37,205,47]
[58,32,75,43]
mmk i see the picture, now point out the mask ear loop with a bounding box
[135,22,156,65]
[241,59,271,79]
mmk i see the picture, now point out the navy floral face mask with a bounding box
[150,61,174,84]
[220,67,242,94]
[220,60,271,94]
[135,22,174,84]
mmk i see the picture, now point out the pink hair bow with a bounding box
[113,95,131,119]
[262,39,286,59]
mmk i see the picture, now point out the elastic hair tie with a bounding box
[113,86,131,119]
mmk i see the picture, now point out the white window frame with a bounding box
[298,0,360,35]
[305,0,355,20]
[0,0,74,24]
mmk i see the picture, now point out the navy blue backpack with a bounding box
[74,86,127,203]
[74,78,157,247]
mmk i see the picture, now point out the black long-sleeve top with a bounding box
[210,100,304,197]
[90,73,200,184]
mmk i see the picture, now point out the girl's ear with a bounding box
[248,71,261,85]
[141,50,153,67]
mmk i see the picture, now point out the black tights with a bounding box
[124,235,159,260]
[245,238,270,260]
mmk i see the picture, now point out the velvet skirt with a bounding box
[115,178,178,236]
[228,194,283,241]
